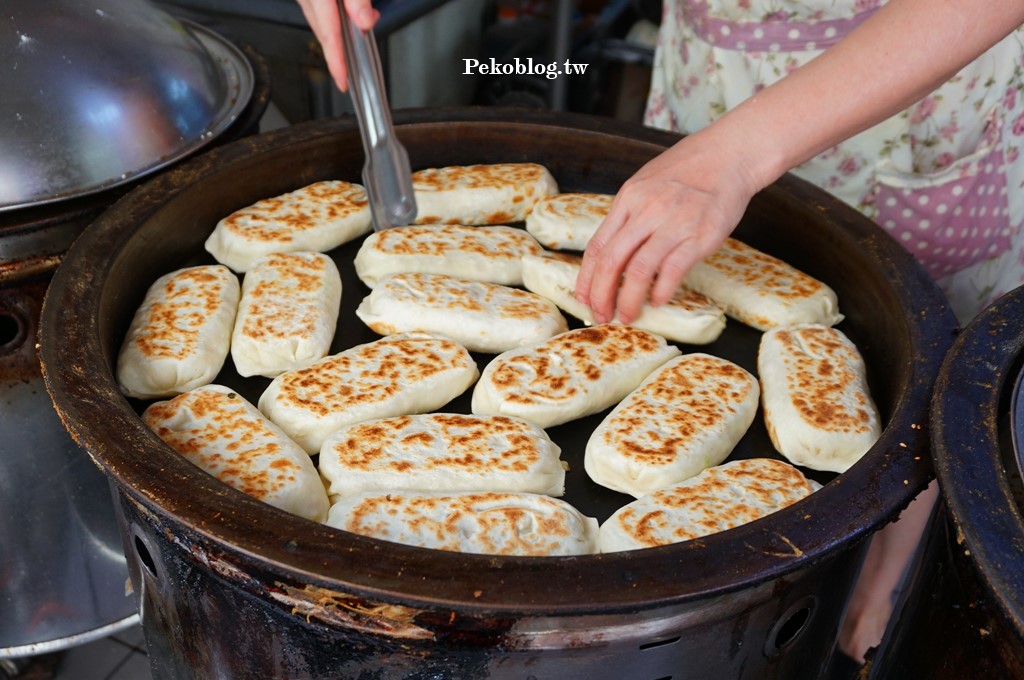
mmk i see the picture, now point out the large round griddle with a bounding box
[41,108,956,617]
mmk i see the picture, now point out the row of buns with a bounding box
[141,381,821,555]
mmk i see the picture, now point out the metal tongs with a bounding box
[339,2,417,230]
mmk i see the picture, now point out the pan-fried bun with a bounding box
[231,252,342,378]
[472,324,681,429]
[585,353,760,498]
[319,413,565,501]
[684,238,843,330]
[758,324,881,472]
[143,385,329,522]
[411,163,558,225]
[205,181,371,272]
[525,192,613,251]
[598,458,821,552]
[259,333,479,454]
[355,272,568,354]
[520,250,727,344]
[117,264,239,399]
[354,224,543,288]
[325,491,598,556]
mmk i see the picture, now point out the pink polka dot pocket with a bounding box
[873,126,1010,281]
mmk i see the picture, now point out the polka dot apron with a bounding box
[645,0,1024,321]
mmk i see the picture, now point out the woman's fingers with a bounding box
[578,190,675,325]
[296,0,345,89]
[646,200,735,307]
[345,0,380,29]
[648,240,702,307]
[575,199,630,321]
[296,0,380,92]
[575,135,756,325]
[614,217,698,322]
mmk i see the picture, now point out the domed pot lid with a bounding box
[0,0,254,212]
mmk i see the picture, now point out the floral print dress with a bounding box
[645,0,1024,321]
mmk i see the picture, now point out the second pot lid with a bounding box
[0,0,253,212]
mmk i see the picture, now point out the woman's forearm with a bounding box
[725,0,1024,193]
[576,0,1024,323]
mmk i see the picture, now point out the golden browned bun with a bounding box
[326,491,598,556]
[758,324,881,472]
[205,180,371,272]
[684,238,843,330]
[143,385,329,522]
[117,264,239,399]
[525,192,613,250]
[319,413,565,500]
[411,163,558,225]
[585,353,759,498]
[356,272,567,354]
[598,458,820,552]
[354,224,543,288]
[259,333,479,454]
[472,324,681,429]
[231,252,341,378]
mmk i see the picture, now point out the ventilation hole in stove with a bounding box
[765,596,816,657]
[134,534,159,580]
[0,312,25,354]
[640,636,681,651]
[775,606,810,647]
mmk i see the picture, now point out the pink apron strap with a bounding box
[681,0,883,52]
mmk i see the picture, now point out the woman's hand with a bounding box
[576,0,1024,327]
[295,0,380,92]
[575,126,763,324]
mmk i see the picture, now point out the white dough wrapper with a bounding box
[354,224,543,288]
[319,413,565,502]
[204,181,371,272]
[683,238,844,331]
[521,251,727,345]
[758,324,882,472]
[598,458,822,553]
[231,252,342,378]
[355,272,568,354]
[524,192,613,251]
[472,324,681,429]
[143,385,329,522]
[411,163,558,225]
[585,353,760,498]
[117,264,239,399]
[259,333,479,454]
[326,490,598,556]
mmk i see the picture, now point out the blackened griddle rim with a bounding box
[933,285,1024,638]
[40,108,956,618]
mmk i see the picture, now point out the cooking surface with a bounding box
[123,222,840,525]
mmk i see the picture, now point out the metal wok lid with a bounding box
[40,109,956,615]
[0,0,253,212]
[933,284,1024,639]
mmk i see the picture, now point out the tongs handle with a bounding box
[339,3,417,230]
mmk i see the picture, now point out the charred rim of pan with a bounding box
[932,284,1024,635]
[40,108,956,617]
